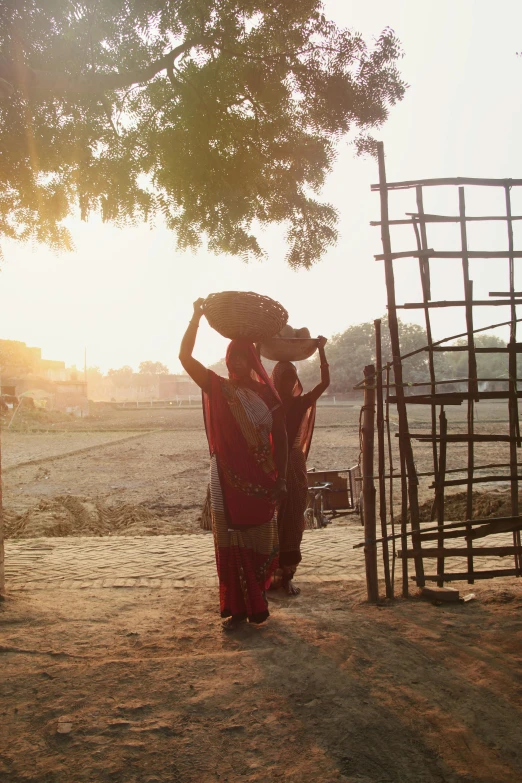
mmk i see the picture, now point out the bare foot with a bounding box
[283,580,301,596]
[221,617,247,632]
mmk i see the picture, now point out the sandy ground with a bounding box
[1,579,521,783]
[2,402,522,782]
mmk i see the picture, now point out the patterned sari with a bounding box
[271,362,316,576]
[202,341,281,624]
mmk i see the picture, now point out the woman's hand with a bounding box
[317,335,327,349]
[192,298,207,322]
[273,477,288,502]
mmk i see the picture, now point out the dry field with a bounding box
[1,399,518,539]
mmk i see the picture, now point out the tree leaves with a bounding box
[0,2,406,266]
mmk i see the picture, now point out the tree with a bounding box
[0,2,405,266]
[107,365,134,387]
[138,361,169,375]
[296,316,449,394]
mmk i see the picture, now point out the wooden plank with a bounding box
[389,391,522,403]
[470,517,522,540]
[353,514,522,548]
[398,299,522,309]
[375,250,522,261]
[489,291,522,297]
[431,475,522,488]
[404,434,515,443]
[400,546,522,558]
[371,176,522,191]
[370,215,522,226]
[421,586,460,602]
[431,345,515,352]
[420,568,521,583]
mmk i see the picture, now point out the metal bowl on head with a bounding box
[259,338,319,362]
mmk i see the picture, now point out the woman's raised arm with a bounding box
[308,336,330,403]
[179,299,210,393]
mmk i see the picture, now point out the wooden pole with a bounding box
[362,364,379,603]
[0,416,4,598]
[436,410,448,587]
[377,142,425,586]
[385,364,397,592]
[459,188,476,584]
[414,188,439,519]
[504,185,522,576]
[375,322,393,598]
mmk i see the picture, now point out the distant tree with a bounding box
[138,361,169,376]
[296,316,451,394]
[107,365,134,387]
[444,334,522,382]
[0,2,405,266]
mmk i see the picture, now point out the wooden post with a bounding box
[505,185,522,575]
[375,321,393,598]
[377,142,425,587]
[0,418,4,599]
[459,188,476,584]
[362,364,379,602]
[436,410,448,587]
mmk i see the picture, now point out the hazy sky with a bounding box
[1,1,522,373]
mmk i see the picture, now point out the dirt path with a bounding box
[1,579,521,783]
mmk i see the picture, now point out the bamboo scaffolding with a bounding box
[360,148,522,591]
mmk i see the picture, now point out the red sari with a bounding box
[202,341,281,624]
[271,362,316,574]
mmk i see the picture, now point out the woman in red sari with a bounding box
[271,337,330,595]
[179,299,288,630]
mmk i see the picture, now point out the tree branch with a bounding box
[0,39,201,98]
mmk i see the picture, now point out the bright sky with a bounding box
[1,0,522,373]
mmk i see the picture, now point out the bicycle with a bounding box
[304,481,334,529]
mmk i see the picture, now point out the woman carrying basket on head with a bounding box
[179,299,288,630]
[270,337,330,595]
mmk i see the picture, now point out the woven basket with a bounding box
[204,291,288,341]
[260,338,319,362]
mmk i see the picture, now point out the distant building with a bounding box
[159,374,200,400]
[0,340,88,416]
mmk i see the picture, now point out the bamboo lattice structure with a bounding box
[359,143,522,598]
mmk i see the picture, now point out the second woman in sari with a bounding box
[271,336,330,594]
[179,299,288,629]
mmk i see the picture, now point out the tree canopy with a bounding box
[0,1,405,266]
